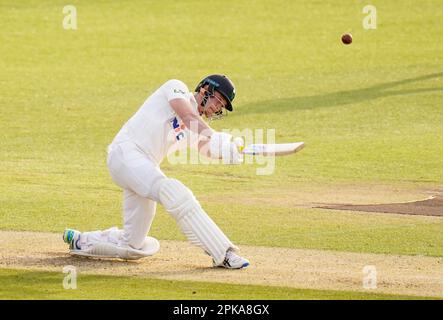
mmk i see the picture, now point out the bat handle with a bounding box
[233,137,244,153]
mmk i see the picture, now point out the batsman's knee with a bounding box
[157,178,200,220]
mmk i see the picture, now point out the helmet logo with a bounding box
[206,78,220,87]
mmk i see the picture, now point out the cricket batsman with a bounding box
[63,75,250,269]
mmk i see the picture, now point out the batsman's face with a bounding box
[202,90,228,119]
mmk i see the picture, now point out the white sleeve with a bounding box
[162,79,190,102]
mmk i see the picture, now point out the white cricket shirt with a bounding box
[111,79,198,164]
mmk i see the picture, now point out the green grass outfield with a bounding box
[0,269,437,300]
[1,0,442,299]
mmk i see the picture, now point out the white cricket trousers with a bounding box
[104,140,166,249]
[80,138,236,266]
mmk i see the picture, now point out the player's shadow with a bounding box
[17,252,143,270]
[241,72,443,114]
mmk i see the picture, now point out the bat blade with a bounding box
[241,142,305,156]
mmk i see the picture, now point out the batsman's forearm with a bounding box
[182,114,215,140]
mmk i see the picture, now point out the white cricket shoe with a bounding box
[215,249,250,269]
[63,228,82,250]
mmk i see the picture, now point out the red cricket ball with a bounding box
[341,33,353,45]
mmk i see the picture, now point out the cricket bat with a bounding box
[239,142,305,156]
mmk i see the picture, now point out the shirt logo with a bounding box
[173,89,186,94]
[169,116,186,141]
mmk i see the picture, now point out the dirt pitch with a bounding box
[1,231,442,298]
[318,194,443,217]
